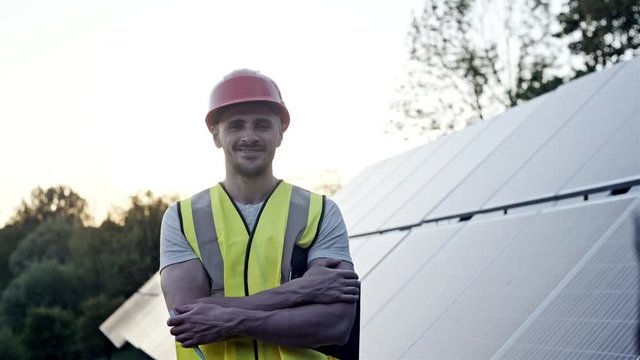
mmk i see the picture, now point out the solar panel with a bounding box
[486,59,640,208]
[361,195,636,359]
[492,199,640,360]
[350,230,408,278]
[427,63,625,220]
[344,136,448,232]
[100,273,175,359]
[562,110,640,193]
[377,93,546,230]
[360,211,536,359]
[335,153,410,229]
[332,162,377,205]
[348,235,370,254]
[360,223,462,326]
[404,197,636,359]
[346,120,488,235]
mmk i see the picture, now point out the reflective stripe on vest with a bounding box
[176,181,330,360]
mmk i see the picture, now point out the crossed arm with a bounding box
[161,257,359,348]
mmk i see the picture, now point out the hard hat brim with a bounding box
[205,99,290,131]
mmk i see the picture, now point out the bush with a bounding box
[22,307,78,360]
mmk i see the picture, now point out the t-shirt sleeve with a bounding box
[307,198,353,264]
[159,203,198,272]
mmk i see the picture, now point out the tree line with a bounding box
[390,0,640,138]
[0,186,175,360]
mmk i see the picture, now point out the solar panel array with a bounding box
[332,57,640,359]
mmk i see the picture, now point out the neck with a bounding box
[222,171,278,205]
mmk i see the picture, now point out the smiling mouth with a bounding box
[237,148,264,153]
[236,148,264,155]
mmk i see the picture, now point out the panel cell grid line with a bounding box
[493,201,640,360]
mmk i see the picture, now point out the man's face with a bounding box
[212,103,284,179]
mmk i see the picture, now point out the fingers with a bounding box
[319,267,358,279]
[343,279,360,288]
[341,270,359,280]
[176,333,197,347]
[167,315,182,327]
[340,294,359,302]
[168,316,200,348]
[167,304,196,326]
[317,258,341,268]
[343,285,360,295]
[173,303,197,314]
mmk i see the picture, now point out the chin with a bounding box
[234,164,269,179]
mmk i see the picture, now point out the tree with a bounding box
[9,217,75,275]
[106,191,172,296]
[0,186,89,289]
[22,307,77,360]
[389,0,563,138]
[10,186,91,227]
[69,220,126,298]
[1,260,79,332]
[557,0,640,76]
[76,295,123,360]
[0,224,27,291]
[0,326,23,360]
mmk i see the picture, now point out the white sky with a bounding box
[0,0,427,226]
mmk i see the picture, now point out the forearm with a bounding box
[194,278,312,311]
[235,302,356,348]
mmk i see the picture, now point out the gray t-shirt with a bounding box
[159,197,352,273]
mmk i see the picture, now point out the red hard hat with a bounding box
[205,69,290,131]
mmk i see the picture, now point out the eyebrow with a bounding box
[224,117,274,126]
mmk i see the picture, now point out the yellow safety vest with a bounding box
[175,181,331,360]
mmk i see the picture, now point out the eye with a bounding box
[227,121,243,130]
[255,119,272,130]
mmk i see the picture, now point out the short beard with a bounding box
[232,162,269,179]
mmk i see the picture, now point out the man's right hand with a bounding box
[295,258,360,304]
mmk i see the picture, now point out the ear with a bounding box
[276,122,285,147]
[211,126,222,148]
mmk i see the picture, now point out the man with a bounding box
[160,69,360,360]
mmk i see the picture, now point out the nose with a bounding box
[239,128,259,144]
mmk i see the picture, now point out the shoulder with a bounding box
[160,202,198,272]
[323,197,342,217]
[308,196,352,264]
[162,202,180,226]
[318,197,345,232]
